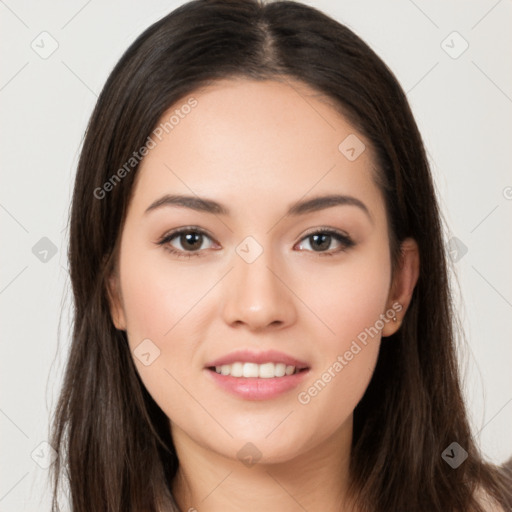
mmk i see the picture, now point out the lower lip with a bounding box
[205,368,310,400]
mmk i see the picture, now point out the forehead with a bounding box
[129,77,384,223]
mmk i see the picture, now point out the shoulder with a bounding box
[474,485,506,512]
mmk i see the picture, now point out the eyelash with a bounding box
[156,226,355,259]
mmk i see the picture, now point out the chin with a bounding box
[222,430,312,466]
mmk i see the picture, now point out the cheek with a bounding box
[296,286,387,435]
[293,243,390,422]
[117,247,215,419]
[300,240,392,352]
[296,344,379,442]
[120,246,210,344]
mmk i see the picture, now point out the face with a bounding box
[108,77,416,464]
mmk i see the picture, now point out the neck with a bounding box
[170,419,355,512]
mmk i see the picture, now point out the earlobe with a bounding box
[382,238,420,337]
[106,274,127,331]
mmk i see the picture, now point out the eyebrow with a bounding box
[144,193,372,221]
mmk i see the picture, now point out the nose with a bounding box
[221,247,297,331]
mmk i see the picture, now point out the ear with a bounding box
[382,238,420,337]
[106,273,127,331]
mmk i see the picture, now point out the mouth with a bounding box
[203,350,311,400]
[207,362,309,378]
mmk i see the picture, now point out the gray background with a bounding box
[1,0,511,510]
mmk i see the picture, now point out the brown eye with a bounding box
[157,228,216,259]
[296,229,355,255]
[309,233,332,252]
[177,232,204,251]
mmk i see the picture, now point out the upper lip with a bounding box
[205,349,310,369]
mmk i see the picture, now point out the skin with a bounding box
[108,77,420,512]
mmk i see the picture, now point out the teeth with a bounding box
[213,362,299,378]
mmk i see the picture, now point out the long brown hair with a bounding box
[51,1,512,510]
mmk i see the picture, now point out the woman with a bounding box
[50,0,512,510]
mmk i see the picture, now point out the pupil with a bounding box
[182,232,202,250]
[312,234,330,251]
